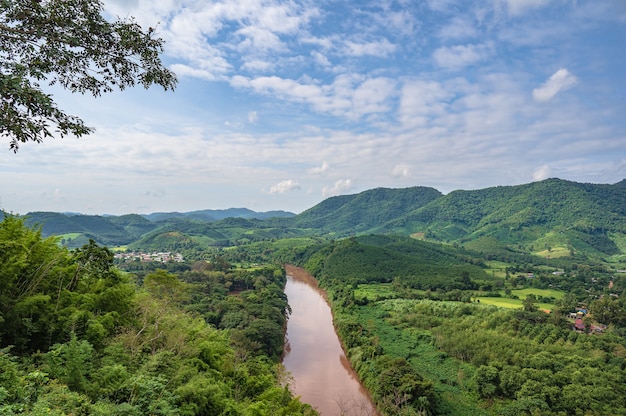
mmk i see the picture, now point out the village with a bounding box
[113,251,184,263]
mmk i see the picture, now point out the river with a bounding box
[282,265,378,416]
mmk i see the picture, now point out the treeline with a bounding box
[0,216,316,415]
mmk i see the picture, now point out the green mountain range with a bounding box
[9,178,626,261]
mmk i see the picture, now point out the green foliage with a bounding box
[0,0,176,151]
[293,186,443,234]
[0,217,315,415]
[301,236,490,292]
[296,233,626,416]
[20,179,626,264]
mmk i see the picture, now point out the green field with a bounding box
[511,287,564,300]
[57,232,82,240]
[484,260,510,278]
[475,296,524,309]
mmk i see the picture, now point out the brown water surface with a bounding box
[282,265,378,416]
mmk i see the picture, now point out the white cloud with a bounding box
[438,17,478,40]
[311,51,331,68]
[533,165,552,181]
[392,164,411,178]
[322,179,354,198]
[241,59,274,72]
[433,42,493,71]
[342,39,396,57]
[269,179,301,194]
[169,64,221,81]
[397,79,454,128]
[532,68,578,102]
[308,161,329,174]
[231,74,395,120]
[502,0,554,16]
[351,77,397,118]
[373,10,418,37]
[426,0,459,13]
[248,111,259,123]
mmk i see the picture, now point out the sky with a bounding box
[2,0,626,215]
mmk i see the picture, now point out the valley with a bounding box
[2,178,626,415]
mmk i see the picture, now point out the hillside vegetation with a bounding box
[15,179,626,264]
[0,216,315,415]
[285,237,626,415]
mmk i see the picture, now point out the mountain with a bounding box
[373,178,626,257]
[20,208,295,248]
[142,208,295,222]
[291,186,443,235]
[10,178,626,260]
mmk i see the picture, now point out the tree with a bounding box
[1,0,177,151]
[522,294,538,312]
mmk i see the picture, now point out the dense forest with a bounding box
[0,216,315,415]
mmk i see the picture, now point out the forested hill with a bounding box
[6,178,626,259]
[290,186,443,234]
[11,209,295,248]
[374,178,626,256]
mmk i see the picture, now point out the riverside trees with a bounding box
[0,0,176,151]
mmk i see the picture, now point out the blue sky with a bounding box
[2,0,626,215]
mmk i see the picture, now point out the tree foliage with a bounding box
[0,0,177,151]
[0,216,316,415]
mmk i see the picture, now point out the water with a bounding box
[282,265,378,416]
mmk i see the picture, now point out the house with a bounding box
[573,318,585,331]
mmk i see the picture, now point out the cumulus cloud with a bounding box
[533,68,578,102]
[533,165,552,181]
[392,164,411,178]
[308,161,329,174]
[312,51,331,67]
[269,179,301,194]
[433,42,493,71]
[322,179,353,198]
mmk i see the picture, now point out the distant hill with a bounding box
[8,178,626,261]
[20,208,295,248]
[142,208,295,222]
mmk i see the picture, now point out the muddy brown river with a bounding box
[282,265,378,416]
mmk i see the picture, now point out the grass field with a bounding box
[476,295,555,312]
[57,232,82,240]
[534,246,571,258]
[511,287,564,300]
[484,260,510,278]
